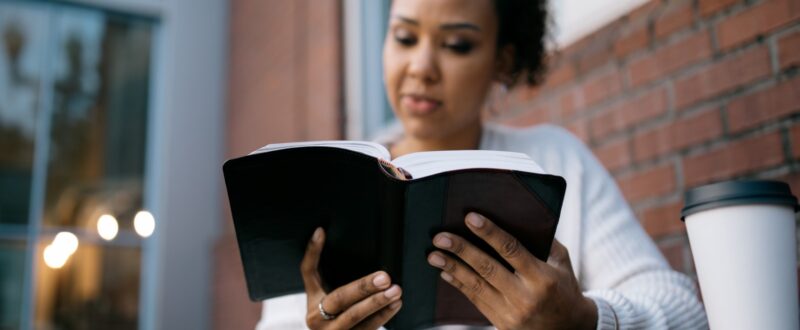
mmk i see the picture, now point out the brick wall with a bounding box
[215,0,342,328]
[494,0,800,276]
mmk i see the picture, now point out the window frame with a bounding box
[343,0,395,141]
[4,0,225,329]
[2,2,162,329]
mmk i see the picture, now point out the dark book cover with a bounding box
[223,147,567,329]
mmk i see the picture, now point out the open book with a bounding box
[223,141,567,329]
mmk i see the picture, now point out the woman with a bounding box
[257,0,708,329]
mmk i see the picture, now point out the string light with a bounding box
[97,214,119,241]
[53,231,79,255]
[43,245,68,269]
[43,231,79,269]
[133,210,155,238]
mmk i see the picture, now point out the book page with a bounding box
[250,141,391,160]
[392,150,546,179]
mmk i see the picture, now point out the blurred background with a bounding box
[0,0,797,329]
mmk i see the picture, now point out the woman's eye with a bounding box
[394,32,416,46]
[445,41,473,54]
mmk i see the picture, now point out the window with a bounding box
[0,2,156,328]
[343,0,394,140]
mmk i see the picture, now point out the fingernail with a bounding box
[312,228,323,242]
[384,285,401,298]
[428,253,446,268]
[389,301,402,310]
[466,213,485,228]
[373,273,389,287]
[434,235,452,248]
[440,272,454,282]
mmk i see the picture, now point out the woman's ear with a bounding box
[494,44,515,87]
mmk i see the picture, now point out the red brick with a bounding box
[791,124,800,159]
[590,88,669,140]
[559,89,582,120]
[655,1,695,40]
[615,24,650,58]
[544,63,576,90]
[618,163,677,203]
[699,0,738,17]
[565,19,624,61]
[675,46,771,109]
[577,45,615,76]
[683,132,785,187]
[658,239,687,271]
[633,108,723,162]
[641,202,687,238]
[727,77,800,133]
[629,32,712,87]
[779,30,800,70]
[565,119,589,143]
[778,171,800,197]
[305,0,343,141]
[628,0,662,22]
[583,70,623,107]
[716,0,800,51]
[593,138,631,172]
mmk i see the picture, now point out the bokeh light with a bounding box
[53,231,79,255]
[97,214,119,241]
[43,231,80,269]
[134,210,155,238]
[43,244,69,269]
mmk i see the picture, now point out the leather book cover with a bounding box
[223,147,566,329]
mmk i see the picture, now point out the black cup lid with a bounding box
[681,180,798,221]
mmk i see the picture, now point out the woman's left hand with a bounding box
[427,212,597,330]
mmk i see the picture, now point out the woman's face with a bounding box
[383,0,502,140]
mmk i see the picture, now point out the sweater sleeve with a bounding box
[256,293,309,330]
[563,131,708,329]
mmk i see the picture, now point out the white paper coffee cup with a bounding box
[682,180,799,330]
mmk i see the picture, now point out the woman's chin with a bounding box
[403,121,450,140]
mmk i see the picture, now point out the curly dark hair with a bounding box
[494,0,549,87]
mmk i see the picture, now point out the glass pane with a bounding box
[380,0,394,125]
[34,238,140,330]
[41,8,153,234]
[0,3,48,225]
[29,6,155,330]
[0,240,27,329]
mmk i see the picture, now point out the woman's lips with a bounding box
[401,95,442,115]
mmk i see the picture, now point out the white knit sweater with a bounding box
[255,123,708,330]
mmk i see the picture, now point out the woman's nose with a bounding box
[407,41,439,84]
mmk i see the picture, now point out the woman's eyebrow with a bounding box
[392,15,481,32]
[440,22,481,32]
[393,15,419,25]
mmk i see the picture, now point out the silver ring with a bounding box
[318,298,337,320]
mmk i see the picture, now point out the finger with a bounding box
[464,212,541,273]
[333,285,402,329]
[353,300,403,330]
[431,232,518,292]
[301,227,325,300]
[428,251,503,305]
[438,270,504,324]
[546,239,573,271]
[322,271,393,316]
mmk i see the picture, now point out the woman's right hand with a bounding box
[302,228,403,329]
